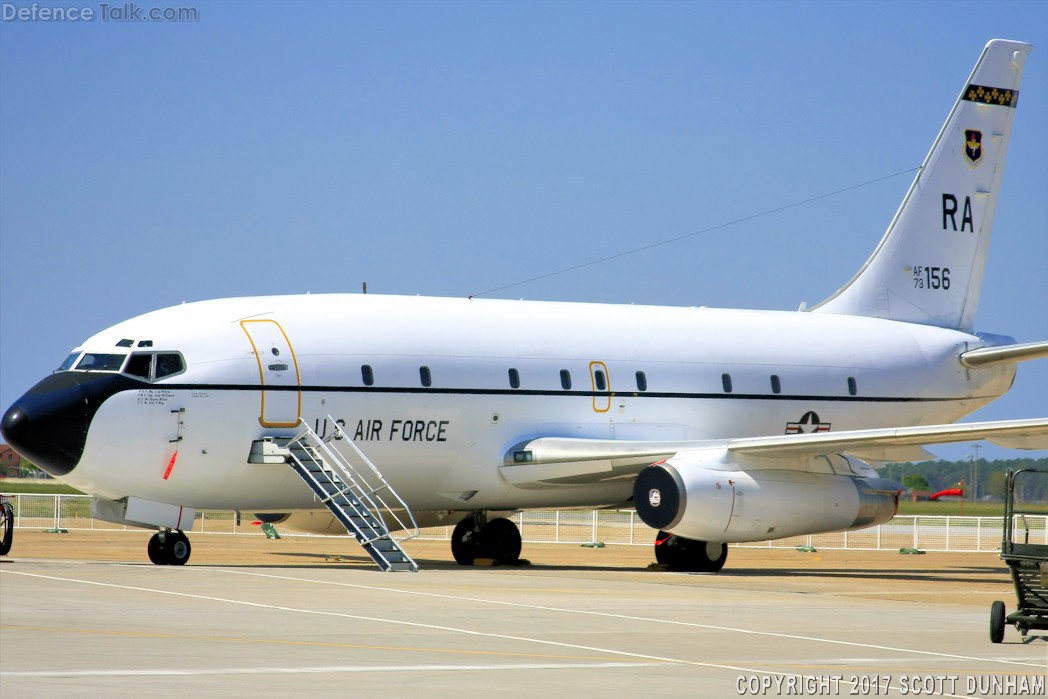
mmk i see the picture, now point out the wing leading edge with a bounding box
[499,418,1048,488]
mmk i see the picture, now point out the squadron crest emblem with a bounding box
[964,129,983,167]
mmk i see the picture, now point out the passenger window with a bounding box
[420,366,432,387]
[155,353,185,379]
[721,373,733,393]
[635,371,647,392]
[125,353,153,379]
[560,369,572,390]
[770,375,781,394]
[508,368,520,389]
[361,365,374,386]
[594,369,607,392]
[848,376,858,396]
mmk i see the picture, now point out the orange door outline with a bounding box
[589,361,611,413]
[240,319,302,428]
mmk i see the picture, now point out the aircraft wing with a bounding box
[499,417,1048,488]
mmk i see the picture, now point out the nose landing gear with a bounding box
[147,529,192,565]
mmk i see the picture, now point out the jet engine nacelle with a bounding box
[633,450,900,543]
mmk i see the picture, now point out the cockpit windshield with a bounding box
[57,352,81,371]
[75,353,127,372]
[57,348,186,380]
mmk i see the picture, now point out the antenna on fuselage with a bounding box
[362,282,368,294]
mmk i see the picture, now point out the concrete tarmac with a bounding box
[1,530,1045,697]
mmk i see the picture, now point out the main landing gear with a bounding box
[147,529,192,566]
[0,499,14,556]
[451,513,522,566]
[655,531,728,573]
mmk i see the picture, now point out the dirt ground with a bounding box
[0,528,1019,609]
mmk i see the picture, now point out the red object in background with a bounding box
[929,487,964,501]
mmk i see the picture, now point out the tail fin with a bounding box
[812,39,1031,331]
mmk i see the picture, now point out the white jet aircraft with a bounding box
[4,39,1047,572]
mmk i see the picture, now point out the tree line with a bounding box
[883,457,1048,502]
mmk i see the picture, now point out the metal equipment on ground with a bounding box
[990,468,1048,643]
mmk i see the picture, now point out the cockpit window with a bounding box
[76,353,127,372]
[57,352,81,371]
[124,353,153,379]
[120,352,186,381]
[155,353,185,379]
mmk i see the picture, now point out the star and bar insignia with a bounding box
[785,411,831,435]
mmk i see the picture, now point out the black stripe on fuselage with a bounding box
[147,383,952,403]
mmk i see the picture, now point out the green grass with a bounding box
[896,500,1004,517]
[0,480,85,495]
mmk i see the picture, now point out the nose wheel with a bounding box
[147,530,192,565]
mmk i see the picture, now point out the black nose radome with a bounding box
[1,372,137,477]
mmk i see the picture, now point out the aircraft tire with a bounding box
[167,531,191,566]
[0,502,14,556]
[989,600,1006,643]
[147,532,168,565]
[451,518,481,566]
[654,532,727,573]
[480,517,522,565]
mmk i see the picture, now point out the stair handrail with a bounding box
[293,418,421,542]
[289,424,391,541]
[289,439,388,543]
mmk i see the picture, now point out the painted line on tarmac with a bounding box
[2,661,666,678]
[0,568,888,693]
[209,567,1047,670]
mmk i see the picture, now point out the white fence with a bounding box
[4,494,1046,552]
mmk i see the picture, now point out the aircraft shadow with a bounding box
[132,552,1016,586]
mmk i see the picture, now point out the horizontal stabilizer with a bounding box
[960,340,1048,367]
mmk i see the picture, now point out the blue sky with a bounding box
[1,0,1045,463]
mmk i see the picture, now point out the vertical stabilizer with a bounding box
[812,40,1031,330]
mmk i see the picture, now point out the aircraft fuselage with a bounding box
[33,293,1011,513]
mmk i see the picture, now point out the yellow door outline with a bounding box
[240,319,302,428]
[589,361,611,413]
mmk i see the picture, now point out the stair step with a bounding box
[283,422,418,573]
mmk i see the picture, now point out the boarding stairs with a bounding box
[253,417,419,572]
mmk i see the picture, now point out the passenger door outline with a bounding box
[240,319,302,428]
[589,361,611,413]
